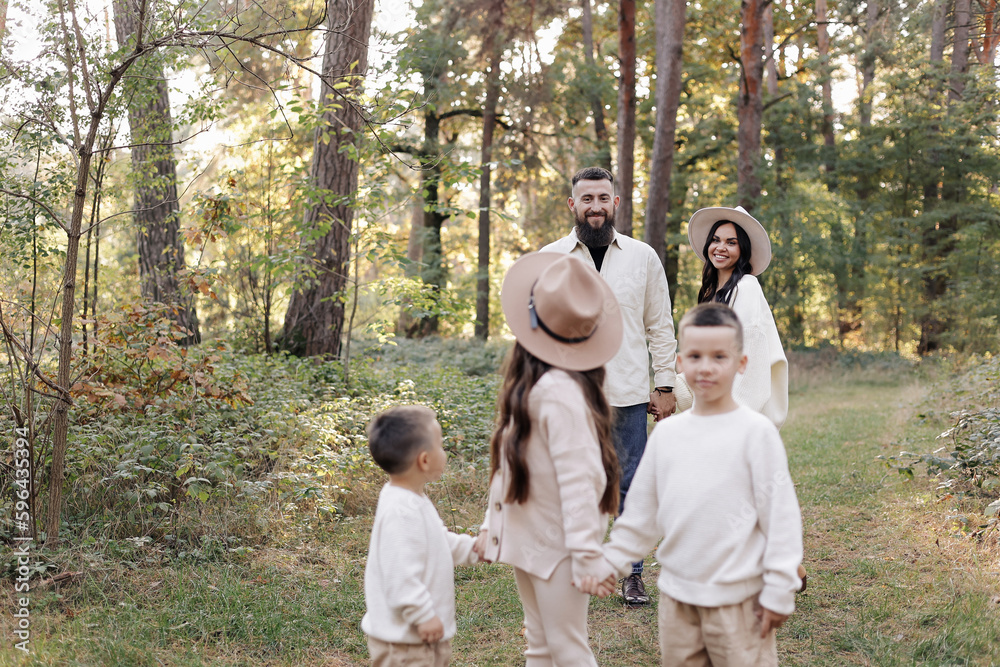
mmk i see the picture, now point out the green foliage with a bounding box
[880,357,1000,512]
[0,337,504,548]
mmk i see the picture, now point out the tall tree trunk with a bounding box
[582,0,612,171]
[396,195,424,334]
[763,1,782,191]
[973,0,999,65]
[47,0,137,544]
[860,0,881,129]
[737,0,768,210]
[281,0,375,357]
[413,109,446,337]
[816,0,848,337]
[476,2,504,341]
[930,0,947,66]
[763,3,779,96]
[949,0,971,102]
[763,4,803,341]
[615,0,637,236]
[840,0,881,338]
[924,0,946,208]
[816,0,836,189]
[919,0,972,354]
[917,0,946,353]
[113,0,199,344]
[644,0,685,269]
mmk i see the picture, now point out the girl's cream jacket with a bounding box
[482,369,616,585]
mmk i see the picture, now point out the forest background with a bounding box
[1,0,999,663]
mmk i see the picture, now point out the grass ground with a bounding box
[4,361,1000,665]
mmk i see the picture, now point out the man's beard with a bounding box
[574,211,616,247]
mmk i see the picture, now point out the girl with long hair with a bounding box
[475,253,622,666]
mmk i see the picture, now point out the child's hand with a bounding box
[576,576,599,595]
[416,616,444,644]
[755,606,790,637]
[576,574,617,598]
[473,530,491,562]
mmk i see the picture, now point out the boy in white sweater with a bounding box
[582,303,803,666]
[362,406,479,667]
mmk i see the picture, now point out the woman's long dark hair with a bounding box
[697,219,754,305]
[489,342,620,515]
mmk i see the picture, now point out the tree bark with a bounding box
[860,0,882,129]
[973,0,999,65]
[47,0,137,543]
[113,0,199,344]
[816,0,836,189]
[924,0,945,208]
[475,2,504,341]
[412,108,446,337]
[582,0,612,171]
[839,0,881,338]
[930,0,947,65]
[644,0,685,270]
[763,2,782,189]
[615,0,637,236]
[737,0,768,210]
[396,195,424,334]
[281,0,375,357]
[949,0,971,102]
[918,0,972,354]
[763,3,779,96]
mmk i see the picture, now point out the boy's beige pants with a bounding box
[657,593,778,667]
[513,558,598,667]
[367,637,452,667]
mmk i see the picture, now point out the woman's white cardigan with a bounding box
[675,275,788,428]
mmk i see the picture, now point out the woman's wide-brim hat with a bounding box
[501,252,623,371]
[687,205,772,275]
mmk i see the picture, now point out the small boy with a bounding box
[362,405,479,667]
[582,303,803,666]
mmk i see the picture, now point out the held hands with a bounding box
[472,530,492,563]
[576,574,618,598]
[648,390,677,422]
[416,616,445,644]
[755,606,790,638]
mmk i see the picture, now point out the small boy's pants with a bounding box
[367,636,452,667]
[657,593,778,667]
[513,559,598,667]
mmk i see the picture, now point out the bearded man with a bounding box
[540,166,678,606]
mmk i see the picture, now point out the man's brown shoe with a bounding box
[622,573,649,606]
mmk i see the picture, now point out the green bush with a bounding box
[5,336,504,552]
[880,356,1000,514]
[56,351,330,545]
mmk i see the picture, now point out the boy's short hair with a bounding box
[571,166,615,188]
[678,302,744,352]
[367,405,437,474]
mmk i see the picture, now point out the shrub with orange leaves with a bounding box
[71,302,252,420]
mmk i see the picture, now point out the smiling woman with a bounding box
[675,206,788,430]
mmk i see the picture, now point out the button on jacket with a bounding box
[482,370,616,584]
[541,228,677,406]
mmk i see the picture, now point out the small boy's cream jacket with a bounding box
[482,369,616,585]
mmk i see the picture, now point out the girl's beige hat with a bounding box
[501,253,623,371]
[687,205,772,275]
